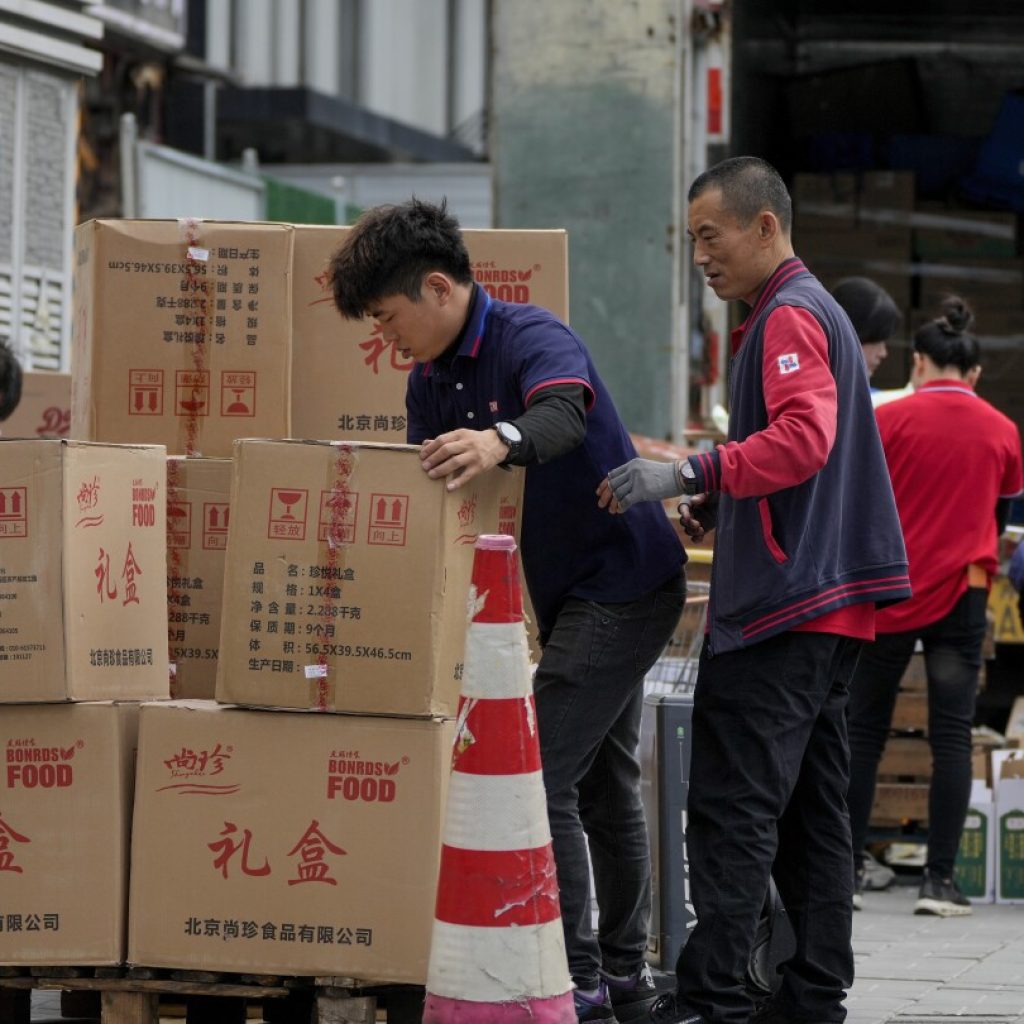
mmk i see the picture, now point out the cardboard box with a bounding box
[877,736,931,779]
[0,702,138,964]
[870,782,929,825]
[994,750,1024,903]
[215,440,523,716]
[0,440,169,702]
[290,226,569,444]
[128,701,453,980]
[1006,695,1024,744]
[954,780,996,903]
[167,457,232,700]
[0,372,70,439]
[891,691,928,733]
[858,171,916,226]
[792,173,858,227]
[916,257,1023,313]
[914,208,1018,261]
[71,219,293,458]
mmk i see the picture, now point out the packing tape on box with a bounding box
[303,442,360,711]
[176,218,211,458]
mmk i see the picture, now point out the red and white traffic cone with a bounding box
[423,534,575,1024]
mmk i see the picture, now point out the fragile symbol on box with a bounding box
[367,493,408,546]
[0,487,27,539]
[318,490,358,545]
[268,488,308,541]
[176,371,210,418]
[204,503,230,550]
[167,501,192,549]
[221,371,256,417]
[129,369,164,416]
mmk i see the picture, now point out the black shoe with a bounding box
[574,980,618,1022]
[599,962,662,1022]
[914,871,973,917]
[648,992,707,1023]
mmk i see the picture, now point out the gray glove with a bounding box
[606,458,681,511]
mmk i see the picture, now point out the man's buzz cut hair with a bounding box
[688,156,793,234]
[328,198,474,320]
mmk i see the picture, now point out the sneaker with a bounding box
[599,962,661,1022]
[574,980,618,1023]
[649,992,707,1023]
[861,849,895,891]
[852,865,864,911]
[914,871,973,917]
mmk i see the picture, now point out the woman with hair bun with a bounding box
[847,296,1023,917]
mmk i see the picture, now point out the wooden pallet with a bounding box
[0,966,424,1023]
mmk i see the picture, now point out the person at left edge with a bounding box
[328,199,687,1024]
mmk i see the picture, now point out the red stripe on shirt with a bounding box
[524,377,595,411]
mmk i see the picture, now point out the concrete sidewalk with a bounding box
[849,883,1024,1023]
[27,884,1024,1022]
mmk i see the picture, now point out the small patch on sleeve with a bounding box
[777,353,800,374]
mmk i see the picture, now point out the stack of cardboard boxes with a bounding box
[792,170,1024,423]
[0,216,565,982]
[0,439,169,966]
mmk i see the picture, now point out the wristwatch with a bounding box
[493,421,523,465]
[678,459,698,496]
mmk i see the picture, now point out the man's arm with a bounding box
[420,384,587,490]
[602,306,837,512]
[687,306,837,498]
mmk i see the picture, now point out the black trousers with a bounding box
[847,587,987,878]
[675,631,862,1024]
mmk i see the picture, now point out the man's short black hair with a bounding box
[329,198,473,319]
[832,277,903,345]
[0,342,22,421]
[688,156,793,234]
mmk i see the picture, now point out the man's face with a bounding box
[688,188,772,305]
[861,340,888,377]
[369,281,452,363]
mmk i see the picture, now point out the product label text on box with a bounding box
[221,372,257,418]
[268,489,309,541]
[168,501,192,549]
[203,504,230,550]
[367,494,408,546]
[0,488,28,538]
[176,372,210,418]
[129,370,164,416]
[318,491,358,545]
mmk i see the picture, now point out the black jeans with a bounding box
[675,631,862,1024]
[534,572,686,989]
[847,587,987,878]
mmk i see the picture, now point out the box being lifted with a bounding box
[215,439,523,717]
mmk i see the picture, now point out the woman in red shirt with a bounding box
[847,297,1023,916]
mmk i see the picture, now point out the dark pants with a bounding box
[675,631,862,1024]
[847,587,987,878]
[534,572,686,988]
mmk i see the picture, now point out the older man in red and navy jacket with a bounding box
[603,157,910,1024]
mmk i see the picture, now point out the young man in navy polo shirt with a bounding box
[329,200,686,1024]
[603,158,910,1024]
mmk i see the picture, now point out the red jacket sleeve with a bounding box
[692,306,837,499]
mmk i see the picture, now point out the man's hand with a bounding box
[420,428,508,491]
[678,493,716,543]
[601,458,682,512]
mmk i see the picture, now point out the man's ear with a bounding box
[423,271,453,305]
[758,211,779,243]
